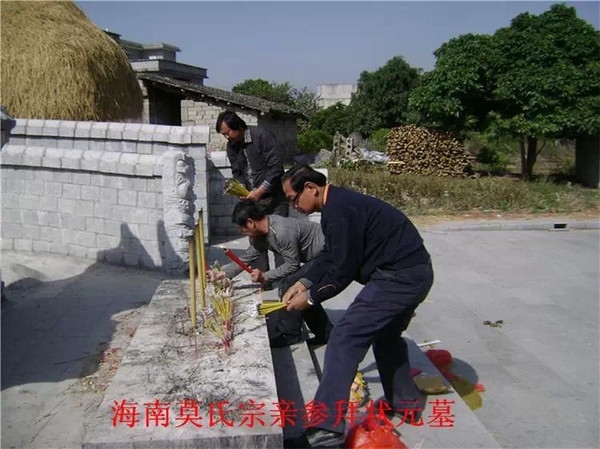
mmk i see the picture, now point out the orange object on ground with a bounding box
[346,419,408,449]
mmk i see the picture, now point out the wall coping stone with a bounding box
[12,119,209,145]
[1,144,162,177]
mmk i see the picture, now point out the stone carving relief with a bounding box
[162,149,196,272]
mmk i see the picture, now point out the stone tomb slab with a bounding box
[84,279,282,448]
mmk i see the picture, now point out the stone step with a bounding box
[277,334,501,449]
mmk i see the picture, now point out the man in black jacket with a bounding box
[281,165,434,448]
[216,110,288,217]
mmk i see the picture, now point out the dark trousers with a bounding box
[314,261,434,433]
[266,260,333,341]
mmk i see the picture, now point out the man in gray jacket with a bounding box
[209,201,333,347]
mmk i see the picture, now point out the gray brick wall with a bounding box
[207,151,240,239]
[1,119,210,270]
[182,101,259,153]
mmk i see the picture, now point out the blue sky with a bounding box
[77,1,599,91]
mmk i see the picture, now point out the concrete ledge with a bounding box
[299,336,501,448]
[84,279,282,449]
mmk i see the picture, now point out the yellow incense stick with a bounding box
[189,239,197,329]
[195,221,205,314]
[257,301,288,315]
[198,210,207,311]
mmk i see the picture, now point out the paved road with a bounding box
[409,227,599,448]
[1,222,598,448]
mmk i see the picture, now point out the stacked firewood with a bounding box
[387,125,473,177]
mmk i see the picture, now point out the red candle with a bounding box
[222,247,252,273]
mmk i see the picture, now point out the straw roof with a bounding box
[0,1,142,121]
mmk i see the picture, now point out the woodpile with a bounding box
[387,125,473,177]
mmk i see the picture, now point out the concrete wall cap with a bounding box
[83,149,104,161]
[64,149,84,159]
[108,122,126,131]
[124,123,142,132]
[44,147,65,158]
[12,119,27,135]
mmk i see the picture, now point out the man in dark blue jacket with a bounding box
[281,165,434,448]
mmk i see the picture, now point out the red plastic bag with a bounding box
[425,349,452,378]
[346,419,408,449]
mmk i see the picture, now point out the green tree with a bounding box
[309,103,353,136]
[291,87,321,132]
[232,79,294,105]
[351,56,421,136]
[490,4,600,179]
[232,79,321,131]
[409,4,600,180]
[408,34,496,136]
[297,130,333,154]
[291,87,320,118]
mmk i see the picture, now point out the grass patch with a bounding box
[329,167,599,216]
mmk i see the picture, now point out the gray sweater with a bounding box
[223,215,324,283]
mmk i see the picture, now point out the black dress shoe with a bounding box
[304,427,345,448]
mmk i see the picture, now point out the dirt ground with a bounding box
[411,206,599,228]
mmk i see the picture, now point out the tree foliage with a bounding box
[309,103,353,136]
[232,79,294,105]
[490,4,600,140]
[408,34,495,135]
[351,56,421,136]
[232,79,321,131]
[291,86,321,119]
[297,129,333,154]
[409,4,600,179]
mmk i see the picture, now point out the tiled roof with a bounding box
[138,73,303,117]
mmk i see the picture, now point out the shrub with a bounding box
[477,146,510,175]
[466,131,515,175]
[329,167,599,215]
[366,128,390,153]
[297,130,332,154]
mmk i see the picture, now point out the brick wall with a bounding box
[182,101,258,153]
[1,119,210,271]
[208,151,241,239]
[205,153,325,239]
[181,99,296,160]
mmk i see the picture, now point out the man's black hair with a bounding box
[216,110,248,133]
[281,165,327,193]
[231,201,268,227]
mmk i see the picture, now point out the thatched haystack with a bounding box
[1,1,142,121]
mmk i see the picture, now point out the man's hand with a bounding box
[244,186,268,202]
[282,281,308,303]
[207,269,227,282]
[250,269,267,284]
[286,290,310,311]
